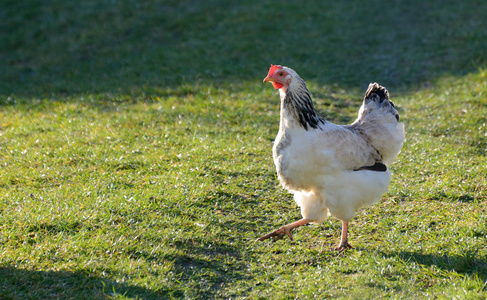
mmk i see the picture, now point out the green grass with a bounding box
[1,0,486,299]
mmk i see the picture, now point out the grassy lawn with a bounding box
[1,0,486,298]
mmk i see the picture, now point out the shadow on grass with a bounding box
[0,265,160,299]
[0,239,249,298]
[160,241,250,298]
[383,249,487,282]
[426,191,481,203]
[2,0,487,99]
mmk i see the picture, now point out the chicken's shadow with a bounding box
[379,249,487,282]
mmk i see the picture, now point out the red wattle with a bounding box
[272,82,284,89]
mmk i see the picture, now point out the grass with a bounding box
[1,0,486,298]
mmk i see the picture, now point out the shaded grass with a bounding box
[1,0,487,299]
[2,0,487,96]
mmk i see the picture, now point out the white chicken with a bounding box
[257,65,405,251]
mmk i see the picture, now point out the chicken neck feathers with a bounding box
[282,77,326,131]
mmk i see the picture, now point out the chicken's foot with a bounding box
[256,218,310,242]
[335,241,353,252]
[335,220,354,252]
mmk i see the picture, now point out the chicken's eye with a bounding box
[279,72,284,76]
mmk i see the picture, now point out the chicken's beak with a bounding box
[263,75,284,89]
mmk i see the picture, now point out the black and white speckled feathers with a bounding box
[283,77,326,131]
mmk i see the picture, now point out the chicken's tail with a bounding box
[363,83,399,121]
[352,83,405,166]
[365,82,389,102]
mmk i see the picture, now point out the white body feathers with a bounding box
[272,67,405,224]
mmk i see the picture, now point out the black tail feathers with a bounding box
[364,82,399,121]
[364,82,389,103]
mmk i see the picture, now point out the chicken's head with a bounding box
[263,64,291,90]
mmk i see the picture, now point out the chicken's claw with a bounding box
[335,241,353,252]
[256,226,293,242]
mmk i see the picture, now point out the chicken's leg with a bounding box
[335,221,353,252]
[256,218,310,242]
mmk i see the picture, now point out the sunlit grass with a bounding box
[1,0,486,298]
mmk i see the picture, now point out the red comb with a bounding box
[267,64,283,77]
